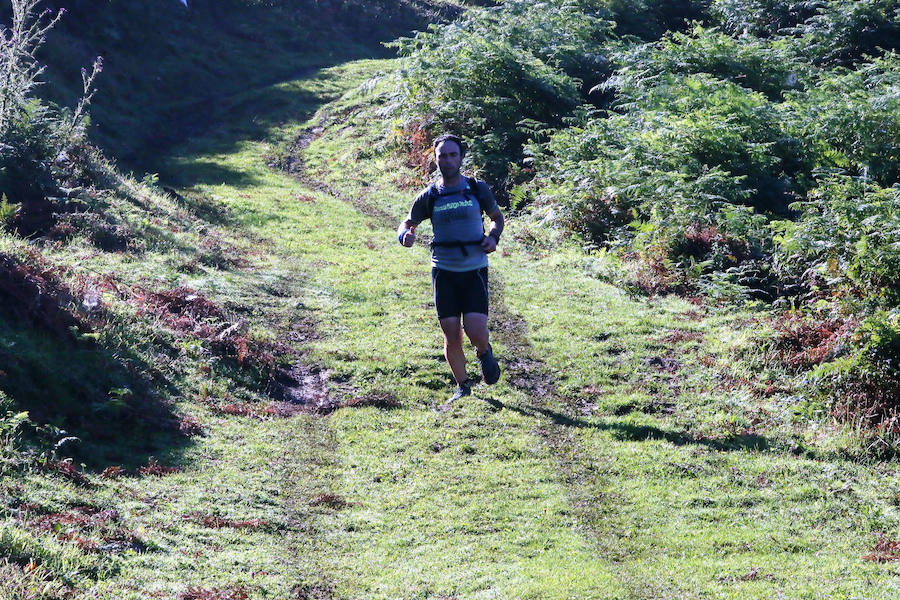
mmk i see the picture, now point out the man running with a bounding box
[397,134,504,401]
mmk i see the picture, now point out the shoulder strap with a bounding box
[464,176,490,214]
[424,183,438,219]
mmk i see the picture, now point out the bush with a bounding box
[390,0,612,187]
[772,175,900,308]
[807,312,900,454]
[528,74,798,248]
[785,54,900,186]
[601,0,712,40]
[710,0,824,37]
[793,0,900,66]
[0,0,101,235]
[609,24,804,99]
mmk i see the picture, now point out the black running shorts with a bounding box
[432,267,489,319]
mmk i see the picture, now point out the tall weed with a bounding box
[0,0,101,232]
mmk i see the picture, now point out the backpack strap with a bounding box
[464,176,492,214]
[425,178,491,256]
[424,183,438,220]
[425,177,490,219]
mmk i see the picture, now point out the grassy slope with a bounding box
[285,66,900,598]
[2,55,898,600]
[54,54,895,597]
[2,6,900,600]
[31,0,464,167]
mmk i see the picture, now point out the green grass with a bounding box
[3,35,900,600]
[281,67,900,598]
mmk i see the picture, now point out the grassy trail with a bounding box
[6,57,896,599]
[140,56,900,599]
[152,61,625,599]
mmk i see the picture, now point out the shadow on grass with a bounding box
[0,313,192,471]
[169,187,239,227]
[147,66,359,201]
[481,397,772,453]
[146,43,391,193]
[162,156,266,190]
[484,272,773,454]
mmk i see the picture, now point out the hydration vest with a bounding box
[425,176,491,256]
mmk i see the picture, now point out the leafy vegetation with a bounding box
[0,0,101,237]
[389,0,614,188]
[388,0,900,446]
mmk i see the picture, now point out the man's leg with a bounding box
[464,312,501,384]
[462,312,490,355]
[439,316,468,385]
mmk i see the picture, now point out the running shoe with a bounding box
[478,346,501,385]
[449,382,471,402]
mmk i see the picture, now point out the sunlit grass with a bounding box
[3,43,900,600]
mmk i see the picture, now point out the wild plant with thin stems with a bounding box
[0,0,64,138]
[57,55,104,146]
[0,0,102,148]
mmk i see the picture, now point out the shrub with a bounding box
[785,54,900,186]
[390,0,612,188]
[608,24,804,99]
[601,0,712,40]
[0,0,101,234]
[793,0,900,66]
[772,175,900,308]
[528,74,796,250]
[710,0,824,37]
[809,312,900,454]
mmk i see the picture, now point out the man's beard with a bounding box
[439,164,460,179]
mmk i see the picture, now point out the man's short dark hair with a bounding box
[433,134,467,158]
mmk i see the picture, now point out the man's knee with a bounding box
[463,313,489,342]
[440,317,463,343]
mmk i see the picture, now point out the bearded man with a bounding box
[397,134,504,401]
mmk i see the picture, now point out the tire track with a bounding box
[275,414,344,600]
[485,273,638,563]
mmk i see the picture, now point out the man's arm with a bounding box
[398,218,418,247]
[481,208,504,254]
[399,191,430,247]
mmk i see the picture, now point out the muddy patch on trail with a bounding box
[269,367,401,415]
[176,585,250,600]
[269,363,335,413]
[488,278,559,402]
[504,357,556,400]
[136,285,344,415]
[292,584,336,600]
[274,126,324,176]
[643,355,682,374]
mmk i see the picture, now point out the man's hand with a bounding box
[399,224,417,247]
[481,234,498,254]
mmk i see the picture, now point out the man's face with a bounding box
[435,140,462,179]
